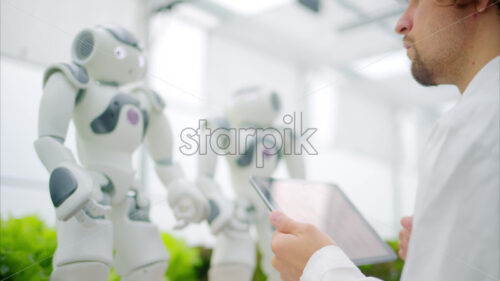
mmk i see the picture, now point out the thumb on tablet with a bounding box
[270,211,300,234]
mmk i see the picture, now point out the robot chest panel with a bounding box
[73,85,148,150]
[225,130,281,173]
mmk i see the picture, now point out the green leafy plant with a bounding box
[0,215,56,281]
[161,232,205,281]
[358,240,405,281]
[252,250,267,281]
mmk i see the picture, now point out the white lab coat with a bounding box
[301,56,500,281]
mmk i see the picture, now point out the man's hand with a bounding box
[269,211,335,281]
[398,216,413,260]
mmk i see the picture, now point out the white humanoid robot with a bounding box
[34,26,209,281]
[196,87,306,281]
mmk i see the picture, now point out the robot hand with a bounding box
[49,162,111,223]
[206,196,249,236]
[195,177,249,235]
[167,180,210,230]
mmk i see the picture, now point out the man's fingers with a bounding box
[272,256,301,281]
[398,239,408,251]
[398,231,409,261]
[280,272,298,281]
[271,232,295,256]
[399,249,407,260]
[271,256,284,271]
[271,256,289,274]
[399,232,409,247]
[398,216,413,262]
[270,211,302,234]
[401,216,413,231]
[280,273,296,281]
[399,228,410,240]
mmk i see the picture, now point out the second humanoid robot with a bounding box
[196,87,306,281]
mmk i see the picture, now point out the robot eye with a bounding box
[114,46,127,59]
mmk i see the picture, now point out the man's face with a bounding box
[395,0,473,86]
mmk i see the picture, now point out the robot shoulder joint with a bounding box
[43,63,89,90]
[133,87,166,112]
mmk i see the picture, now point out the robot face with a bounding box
[71,26,146,85]
[226,87,282,127]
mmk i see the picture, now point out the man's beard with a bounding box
[411,48,438,87]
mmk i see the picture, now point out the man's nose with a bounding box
[394,9,413,35]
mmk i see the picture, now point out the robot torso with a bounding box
[73,80,152,202]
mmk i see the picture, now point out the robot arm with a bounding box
[35,66,109,222]
[142,89,209,228]
[196,119,243,235]
[35,71,78,170]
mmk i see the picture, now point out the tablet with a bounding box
[250,176,397,265]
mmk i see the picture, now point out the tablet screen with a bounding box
[250,176,397,265]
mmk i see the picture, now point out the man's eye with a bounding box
[114,46,127,59]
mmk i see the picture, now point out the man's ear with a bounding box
[474,0,490,12]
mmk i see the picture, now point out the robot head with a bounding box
[225,86,282,127]
[71,26,146,85]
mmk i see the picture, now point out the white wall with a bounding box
[1,57,56,225]
[205,32,306,115]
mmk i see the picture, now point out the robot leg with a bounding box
[120,261,168,281]
[111,194,169,281]
[255,210,281,281]
[209,199,256,281]
[209,230,256,281]
[51,262,109,281]
[51,215,113,281]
